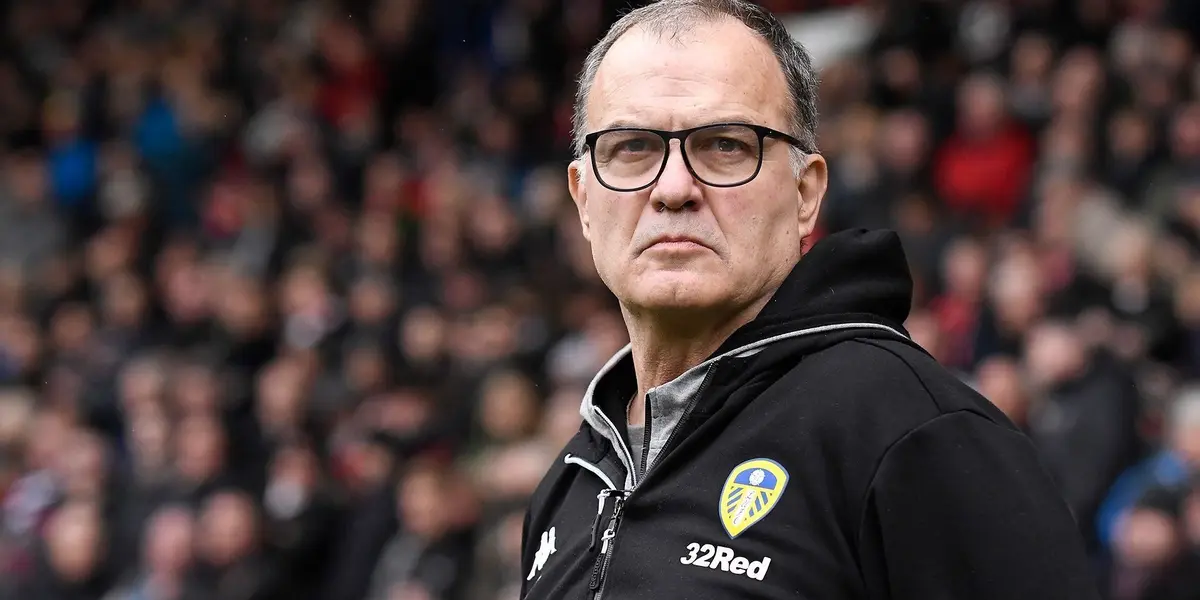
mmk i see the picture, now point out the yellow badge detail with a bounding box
[719,458,789,539]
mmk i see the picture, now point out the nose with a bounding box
[649,139,701,212]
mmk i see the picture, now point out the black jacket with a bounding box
[520,229,1099,600]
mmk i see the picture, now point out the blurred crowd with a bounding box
[0,0,1199,599]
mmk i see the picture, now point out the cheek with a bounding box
[583,196,628,285]
[715,190,798,254]
[589,191,640,245]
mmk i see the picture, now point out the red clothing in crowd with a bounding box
[930,293,980,369]
[933,121,1035,226]
[318,62,383,128]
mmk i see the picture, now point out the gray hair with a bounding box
[1170,385,1200,433]
[571,0,820,165]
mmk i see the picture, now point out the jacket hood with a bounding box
[714,228,913,355]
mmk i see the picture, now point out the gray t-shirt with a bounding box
[628,423,646,476]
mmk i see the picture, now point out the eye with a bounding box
[616,138,651,154]
[698,136,752,155]
[712,137,745,153]
[595,131,662,162]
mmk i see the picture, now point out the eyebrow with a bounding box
[597,118,650,130]
[596,116,760,130]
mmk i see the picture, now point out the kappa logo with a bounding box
[526,527,556,581]
[719,458,789,538]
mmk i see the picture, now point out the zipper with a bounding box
[563,454,633,600]
[578,378,712,600]
[588,490,628,599]
[562,453,630,600]
[650,367,715,476]
[593,404,637,489]
[590,388,661,599]
[637,392,652,481]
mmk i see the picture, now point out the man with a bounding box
[521,1,1100,599]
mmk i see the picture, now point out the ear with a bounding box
[796,153,828,238]
[568,160,592,242]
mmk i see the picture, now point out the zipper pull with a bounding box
[588,489,613,551]
[597,492,627,553]
[589,491,628,592]
[599,525,618,554]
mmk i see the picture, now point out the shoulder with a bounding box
[743,335,1019,479]
[792,336,1012,427]
[729,335,1023,540]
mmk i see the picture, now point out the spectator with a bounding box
[1108,485,1200,600]
[1023,319,1143,549]
[933,72,1035,227]
[15,499,113,600]
[1098,386,1200,551]
[104,504,204,600]
[366,459,476,600]
[191,490,281,600]
[261,438,340,600]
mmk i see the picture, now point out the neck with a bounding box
[623,298,770,426]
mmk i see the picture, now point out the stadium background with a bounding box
[1,0,1200,598]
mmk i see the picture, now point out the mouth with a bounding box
[642,235,711,253]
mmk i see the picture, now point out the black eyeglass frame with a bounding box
[582,122,811,192]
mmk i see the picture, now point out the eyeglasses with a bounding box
[582,123,809,192]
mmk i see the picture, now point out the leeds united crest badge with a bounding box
[719,458,789,538]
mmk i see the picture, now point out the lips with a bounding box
[642,235,710,252]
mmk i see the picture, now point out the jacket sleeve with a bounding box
[857,410,1102,600]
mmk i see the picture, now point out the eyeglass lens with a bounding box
[592,125,762,190]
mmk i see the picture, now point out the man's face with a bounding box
[569,19,827,319]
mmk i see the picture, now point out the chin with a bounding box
[623,270,731,313]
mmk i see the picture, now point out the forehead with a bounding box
[589,19,790,130]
